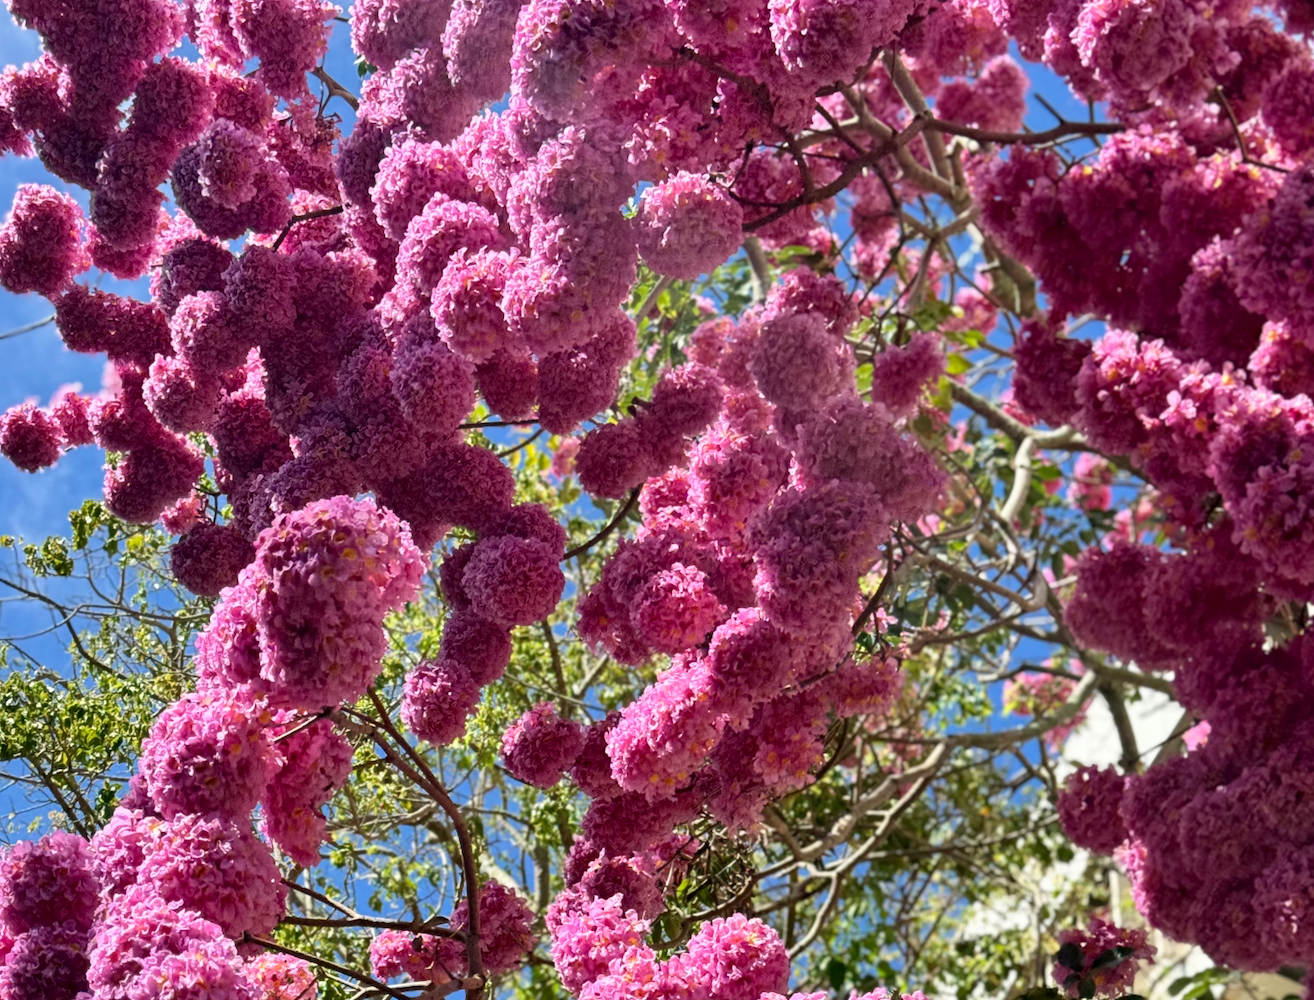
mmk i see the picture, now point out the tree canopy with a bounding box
[0,3,1310,1000]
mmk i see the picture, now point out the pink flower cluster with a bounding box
[0,830,99,1000]
[369,882,536,982]
[0,498,442,995]
[2,0,1307,991]
[1056,766,1128,856]
[262,717,354,868]
[0,184,88,296]
[192,496,423,710]
[245,952,318,1000]
[401,502,565,747]
[1052,918,1154,999]
[563,271,934,860]
[549,894,788,1000]
[501,702,587,788]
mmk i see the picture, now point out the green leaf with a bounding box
[827,958,848,992]
[945,352,972,376]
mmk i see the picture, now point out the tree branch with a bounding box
[562,487,640,561]
[924,119,1125,146]
[312,66,359,110]
[270,205,345,252]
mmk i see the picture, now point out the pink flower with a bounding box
[501,703,587,788]
[0,403,62,472]
[1056,766,1128,855]
[138,690,275,820]
[0,921,90,999]
[450,882,538,976]
[549,893,651,995]
[136,813,287,940]
[462,535,566,627]
[245,952,317,1000]
[635,173,743,279]
[262,718,353,868]
[0,830,99,933]
[0,184,88,296]
[1052,918,1154,998]
[549,437,581,479]
[170,522,255,597]
[87,885,256,1000]
[402,658,481,745]
[245,496,424,710]
[749,312,852,411]
[676,913,789,1000]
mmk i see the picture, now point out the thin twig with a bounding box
[739,116,930,233]
[562,487,641,561]
[272,708,335,744]
[283,877,360,919]
[244,935,411,1000]
[0,314,55,342]
[270,205,345,252]
[497,427,544,459]
[853,551,899,635]
[281,914,459,934]
[459,419,539,430]
[1211,86,1290,174]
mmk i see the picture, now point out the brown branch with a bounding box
[924,118,1125,146]
[1099,683,1141,774]
[280,914,460,935]
[497,427,544,458]
[272,707,335,744]
[947,381,1083,449]
[948,671,1099,750]
[741,115,929,233]
[1211,86,1290,175]
[853,551,899,635]
[562,486,641,561]
[270,205,345,252]
[363,692,486,996]
[244,935,411,1000]
[283,877,359,918]
[540,619,567,703]
[458,419,539,430]
[884,51,953,183]
[312,66,360,110]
